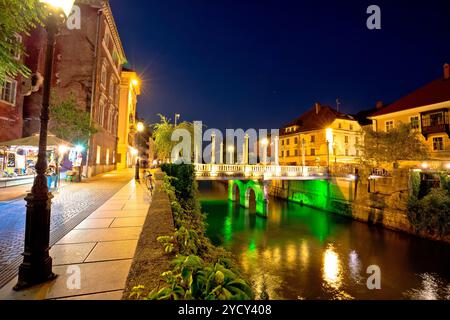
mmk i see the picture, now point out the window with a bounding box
[350,124,354,131]
[294,137,298,144]
[355,137,359,145]
[345,149,349,156]
[345,136,349,144]
[281,139,284,146]
[432,137,444,151]
[0,78,17,105]
[338,123,342,129]
[96,146,101,165]
[310,135,315,143]
[98,100,105,125]
[101,64,107,87]
[410,116,420,130]
[286,150,290,157]
[106,149,110,165]
[310,148,316,156]
[7,34,22,60]
[294,149,298,156]
[109,77,115,99]
[385,121,394,132]
[281,151,284,157]
[286,139,290,145]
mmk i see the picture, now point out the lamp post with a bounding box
[135,122,144,180]
[228,145,235,165]
[14,0,75,291]
[174,114,181,127]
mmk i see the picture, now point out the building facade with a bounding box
[21,0,126,177]
[280,103,362,166]
[0,34,26,143]
[117,68,140,169]
[369,64,450,160]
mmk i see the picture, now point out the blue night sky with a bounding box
[110,0,450,130]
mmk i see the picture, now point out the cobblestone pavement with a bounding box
[0,170,134,288]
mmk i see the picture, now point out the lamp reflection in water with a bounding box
[322,244,342,290]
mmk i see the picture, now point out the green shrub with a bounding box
[407,189,450,237]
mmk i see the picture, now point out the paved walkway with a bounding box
[0,169,134,289]
[0,176,151,300]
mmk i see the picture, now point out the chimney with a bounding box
[376,101,384,109]
[444,63,449,80]
[315,102,321,115]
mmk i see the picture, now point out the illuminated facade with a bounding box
[117,68,141,169]
[280,103,362,166]
[369,64,450,160]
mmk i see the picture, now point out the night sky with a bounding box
[110,0,450,131]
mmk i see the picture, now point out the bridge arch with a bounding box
[229,180,269,217]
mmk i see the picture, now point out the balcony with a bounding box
[421,109,450,139]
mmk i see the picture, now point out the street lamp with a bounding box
[135,122,144,180]
[174,114,181,127]
[14,0,75,291]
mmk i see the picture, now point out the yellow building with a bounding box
[117,68,141,169]
[280,103,362,166]
[369,64,450,160]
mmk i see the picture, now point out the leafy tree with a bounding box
[152,114,194,162]
[358,122,429,170]
[0,0,45,80]
[49,93,97,145]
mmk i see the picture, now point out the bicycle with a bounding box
[143,170,154,194]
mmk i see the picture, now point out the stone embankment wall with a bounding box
[269,170,433,239]
[123,170,175,299]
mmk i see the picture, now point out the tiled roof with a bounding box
[371,77,450,117]
[281,104,356,135]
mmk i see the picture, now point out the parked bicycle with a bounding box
[143,170,154,194]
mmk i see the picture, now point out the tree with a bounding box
[0,0,44,80]
[49,93,97,145]
[358,122,429,169]
[152,114,193,162]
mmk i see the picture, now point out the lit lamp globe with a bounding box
[58,145,68,155]
[137,122,145,132]
[40,0,75,18]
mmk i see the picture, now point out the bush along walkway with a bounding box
[128,164,255,300]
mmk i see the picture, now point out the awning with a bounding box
[0,133,74,148]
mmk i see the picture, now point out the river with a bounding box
[199,181,450,300]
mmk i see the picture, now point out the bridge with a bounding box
[194,163,329,218]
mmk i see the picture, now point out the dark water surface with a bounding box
[199,182,450,300]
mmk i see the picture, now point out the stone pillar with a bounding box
[243,134,249,164]
[220,141,224,164]
[274,135,279,165]
[211,131,216,164]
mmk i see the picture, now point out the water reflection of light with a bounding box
[287,243,297,265]
[405,273,444,300]
[300,241,309,268]
[349,250,362,282]
[323,245,342,289]
[273,247,281,265]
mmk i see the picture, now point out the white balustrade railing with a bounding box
[194,163,327,179]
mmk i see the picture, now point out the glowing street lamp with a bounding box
[135,122,144,180]
[132,79,139,86]
[15,0,75,291]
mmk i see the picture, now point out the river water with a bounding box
[199,182,450,300]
